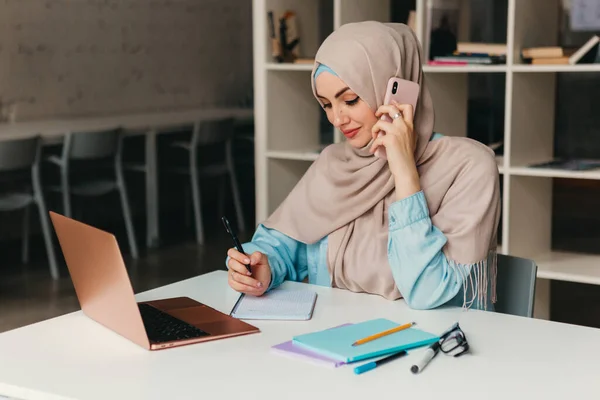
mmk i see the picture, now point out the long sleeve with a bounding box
[387,191,469,310]
[226,224,309,291]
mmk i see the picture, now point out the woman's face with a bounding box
[315,72,378,148]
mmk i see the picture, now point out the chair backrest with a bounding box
[65,128,120,160]
[494,254,537,318]
[191,118,235,147]
[0,136,40,171]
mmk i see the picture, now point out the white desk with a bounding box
[0,271,599,400]
[0,108,253,248]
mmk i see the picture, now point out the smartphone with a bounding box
[381,77,420,123]
[375,77,420,159]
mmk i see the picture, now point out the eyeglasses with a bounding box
[439,322,469,357]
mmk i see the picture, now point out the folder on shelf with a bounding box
[291,318,439,363]
[529,159,600,171]
[569,35,600,64]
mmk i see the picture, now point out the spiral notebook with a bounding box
[230,289,317,320]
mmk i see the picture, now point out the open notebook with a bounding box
[230,289,317,320]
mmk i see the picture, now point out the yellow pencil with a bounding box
[352,322,416,346]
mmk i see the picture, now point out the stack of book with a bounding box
[521,35,599,65]
[270,318,438,369]
[429,42,507,66]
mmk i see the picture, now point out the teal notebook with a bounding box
[292,318,439,363]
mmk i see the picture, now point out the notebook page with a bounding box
[232,289,317,320]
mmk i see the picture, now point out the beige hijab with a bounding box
[263,22,501,308]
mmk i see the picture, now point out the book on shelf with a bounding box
[427,42,507,66]
[456,42,507,56]
[530,56,573,65]
[293,58,314,64]
[521,46,571,59]
[430,54,506,65]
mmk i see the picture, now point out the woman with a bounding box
[226,21,500,310]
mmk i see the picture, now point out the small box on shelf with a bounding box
[267,10,301,63]
[265,0,333,66]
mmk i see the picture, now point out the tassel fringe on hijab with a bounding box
[263,22,501,309]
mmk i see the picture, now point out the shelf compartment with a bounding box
[509,73,556,168]
[427,72,505,157]
[266,70,324,153]
[263,0,333,64]
[505,175,553,259]
[267,158,313,215]
[335,0,391,27]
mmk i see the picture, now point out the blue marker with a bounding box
[353,350,408,375]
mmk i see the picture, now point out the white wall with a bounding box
[0,0,253,121]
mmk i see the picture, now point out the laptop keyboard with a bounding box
[138,303,209,343]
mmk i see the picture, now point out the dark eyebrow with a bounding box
[316,87,351,101]
[334,87,350,98]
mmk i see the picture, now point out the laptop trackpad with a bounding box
[143,297,256,336]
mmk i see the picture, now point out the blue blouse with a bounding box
[228,134,493,311]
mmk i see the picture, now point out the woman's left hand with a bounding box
[370,100,421,200]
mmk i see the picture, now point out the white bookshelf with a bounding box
[253,0,600,320]
[265,63,315,71]
[511,64,600,73]
[422,65,508,73]
[266,149,321,161]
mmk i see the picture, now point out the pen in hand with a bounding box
[222,216,252,274]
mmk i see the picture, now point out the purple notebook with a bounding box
[271,323,352,368]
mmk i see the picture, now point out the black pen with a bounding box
[354,350,408,374]
[410,341,441,374]
[411,322,458,374]
[221,216,252,274]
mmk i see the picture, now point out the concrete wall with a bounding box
[0,0,253,121]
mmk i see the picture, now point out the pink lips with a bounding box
[342,127,360,139]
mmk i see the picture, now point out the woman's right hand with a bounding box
[227,249,272,296]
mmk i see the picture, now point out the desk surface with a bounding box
[0,107,253,141]
[0,270,598,400]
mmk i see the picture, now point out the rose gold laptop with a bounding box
[49,211,259,350]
